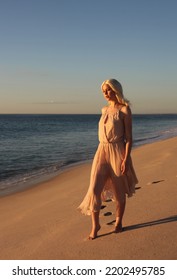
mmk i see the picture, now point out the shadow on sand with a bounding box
[97,215,177,239]
[124,215,177,231]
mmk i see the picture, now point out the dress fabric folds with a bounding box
[78,107,138,215]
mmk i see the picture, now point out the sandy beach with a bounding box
[0,137,177,260]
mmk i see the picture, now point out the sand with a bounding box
[0,137,177,260]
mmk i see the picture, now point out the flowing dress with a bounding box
[78,106,138,215]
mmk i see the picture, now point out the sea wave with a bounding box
[1,114,177,196]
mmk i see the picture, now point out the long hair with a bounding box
[101,79,130,106]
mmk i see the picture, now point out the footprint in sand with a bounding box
[104,212,112,216]
[147,180,164,185]
[107,220,116,225]
[105,199,112,202]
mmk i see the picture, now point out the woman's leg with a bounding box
[87,146,109,239]
[111,176,126,233]
[89,211,101,239]
[115,194,126,232]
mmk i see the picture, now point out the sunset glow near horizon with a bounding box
[0,0,177,114]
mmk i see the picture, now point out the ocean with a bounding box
[0,114,177,196]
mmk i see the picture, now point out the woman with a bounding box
[78,79,138,239]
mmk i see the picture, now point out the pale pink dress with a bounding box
[78,106,138,215]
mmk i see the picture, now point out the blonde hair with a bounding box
[101,79,130,106]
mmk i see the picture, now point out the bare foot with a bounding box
[114,223,123,233]
[88,225,101,240]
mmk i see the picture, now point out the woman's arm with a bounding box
[120,105,132,174]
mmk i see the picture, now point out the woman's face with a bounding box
[102,84,117,102]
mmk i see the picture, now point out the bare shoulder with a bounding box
[120,105,132,116]
[101,106,108,114]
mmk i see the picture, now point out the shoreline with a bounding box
[1,134,177,198]
[0,136,177,259]
[0,159,92,197]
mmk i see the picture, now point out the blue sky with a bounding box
[0,0,177,114]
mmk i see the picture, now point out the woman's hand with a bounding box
[121,159,127,174]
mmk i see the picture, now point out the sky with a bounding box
[0,0,177,114]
